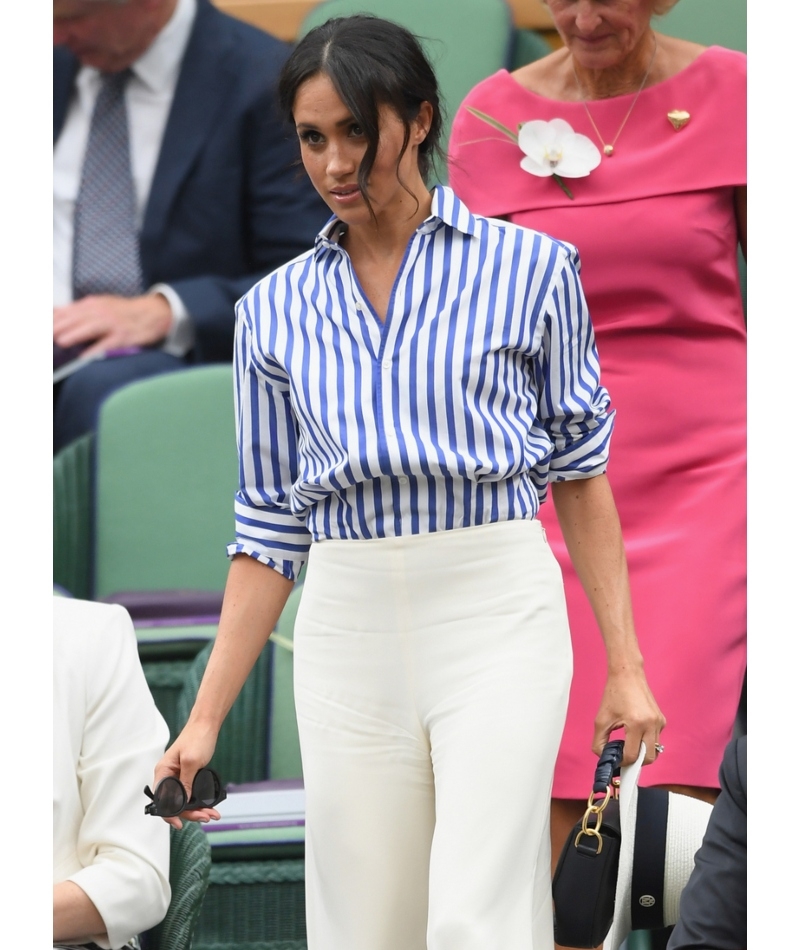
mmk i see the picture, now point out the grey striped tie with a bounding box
[72,69,144,299]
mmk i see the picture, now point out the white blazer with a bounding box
[54,597,171,949]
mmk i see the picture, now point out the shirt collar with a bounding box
[426,184,479,237]
[132,0,196,93]
[314,184,478,255]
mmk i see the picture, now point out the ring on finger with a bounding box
[655,743,665,754]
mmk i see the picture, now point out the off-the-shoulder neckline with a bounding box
[499,45,738,105]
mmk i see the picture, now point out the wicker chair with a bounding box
[194,859,307,950]
[145,821,212,950]
[175,590,308,949]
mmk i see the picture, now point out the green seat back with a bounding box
[53,432,94,599]
[94,366,238,599]
[656,0,746,52]
[297,0,514,182]
[146,821,212,950]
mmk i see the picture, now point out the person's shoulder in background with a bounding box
[54,597,171,950]
[667,735,746,950]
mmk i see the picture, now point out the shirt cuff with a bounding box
[227,543,306,583]
[149,283,195,357]
[547,407,616,480]
[229,495,312,582]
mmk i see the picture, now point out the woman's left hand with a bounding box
[593,667,666,767]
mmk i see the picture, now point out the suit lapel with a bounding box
[141,0,237,255]
[54,48,80,143]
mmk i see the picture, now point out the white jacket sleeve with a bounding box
[54,599,171,950]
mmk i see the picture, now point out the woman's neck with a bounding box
[343,188,433,265]
[572,29,659,100]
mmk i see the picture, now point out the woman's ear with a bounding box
[414,101,434,144]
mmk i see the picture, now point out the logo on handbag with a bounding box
[639,895,656,907]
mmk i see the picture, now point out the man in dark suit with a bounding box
[53,0,329,452]
[667,735,747,950]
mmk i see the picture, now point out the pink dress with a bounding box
[448,46,746,795]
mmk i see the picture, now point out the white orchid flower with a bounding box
[465,108,601,200]
[517,119,601,179]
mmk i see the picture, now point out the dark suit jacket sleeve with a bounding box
[667,736,747,950]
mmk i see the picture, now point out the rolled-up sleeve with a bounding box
[534,244,615,487]
[226,291,312,581]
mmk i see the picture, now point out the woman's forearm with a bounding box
[188,554,295,731]
[53,881,107,944]
[153,554,296,814]
[550,474,643,672]
[550,474,665,760]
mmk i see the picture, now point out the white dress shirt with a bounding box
[53,0,197,355]
[53,597,171,949]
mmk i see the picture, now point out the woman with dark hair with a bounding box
[153,15,664,949]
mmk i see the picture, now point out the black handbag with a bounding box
[552,739,625,948]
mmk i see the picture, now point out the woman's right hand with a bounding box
[149,557,296,827]
[152,720,221,829]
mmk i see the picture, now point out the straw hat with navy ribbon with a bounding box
[604,742,714,950]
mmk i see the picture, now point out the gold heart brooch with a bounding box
[667,110,691,131]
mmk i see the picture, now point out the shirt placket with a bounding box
[372,230,429,474]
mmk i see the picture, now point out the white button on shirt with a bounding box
[227,186,615,581]
[53,0,197,355]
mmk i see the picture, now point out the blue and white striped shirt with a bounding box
[227,185,614,580]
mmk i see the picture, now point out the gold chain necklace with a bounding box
[572,36,658,157]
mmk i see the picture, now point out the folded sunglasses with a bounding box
[144,767,227,817]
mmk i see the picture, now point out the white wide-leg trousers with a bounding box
[293,519,573,950]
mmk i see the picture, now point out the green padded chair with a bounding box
[145,821,212,950]
[55,367,238,735]
[54,365,237,601]
[297,0,515,182]
[93,365,238,601]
